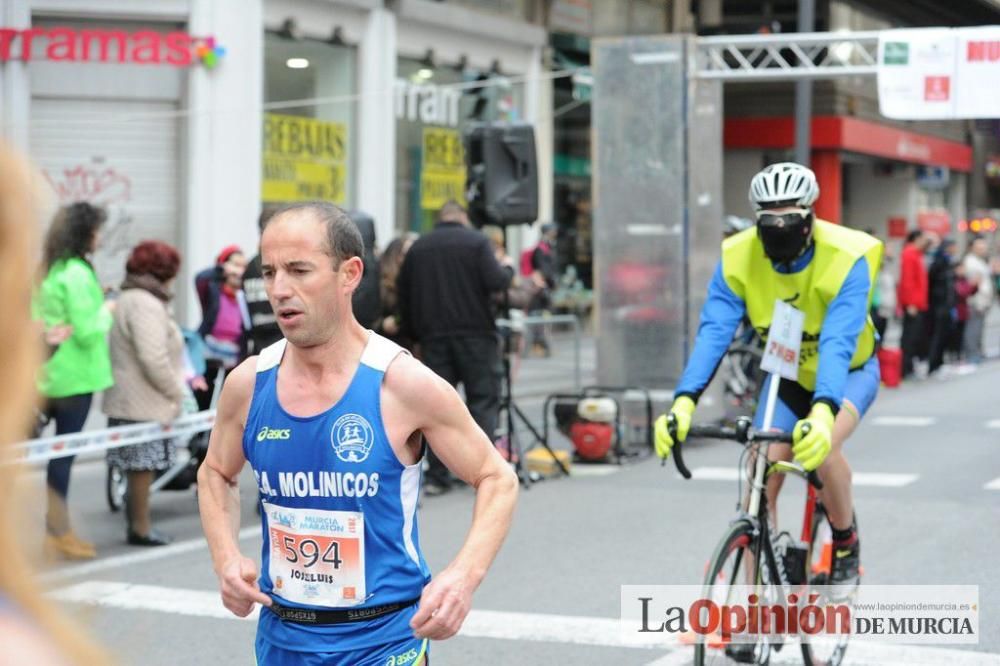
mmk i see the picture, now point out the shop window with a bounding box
[394,57,524,234]
[262,32,357,207]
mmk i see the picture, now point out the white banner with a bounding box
[878,29,956,120]
[954,27,1000,119]
[878,26,1000,120]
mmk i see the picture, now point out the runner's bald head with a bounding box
[265,201,363,268]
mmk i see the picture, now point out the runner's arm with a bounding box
[197,357,255,574]
[386,356,518,639]
[673,262,748,402]
[814,257,871,411]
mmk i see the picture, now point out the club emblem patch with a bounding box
[331,414,374,463]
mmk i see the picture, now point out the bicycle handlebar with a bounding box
[667,416,823,490]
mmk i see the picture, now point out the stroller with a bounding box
[105,330,217,512]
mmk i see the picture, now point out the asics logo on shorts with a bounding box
[257,426,291,441]
[386,647,420,666]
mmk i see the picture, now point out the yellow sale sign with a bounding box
[420,127,466,210]
[262,113,347,203]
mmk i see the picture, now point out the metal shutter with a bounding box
[30,97,180,289]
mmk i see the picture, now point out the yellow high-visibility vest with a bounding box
[721,219,883,390]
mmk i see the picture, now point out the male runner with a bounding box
[198,202,519,665]
[655,163,881,593]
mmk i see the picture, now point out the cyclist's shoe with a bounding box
[829,537,861,596]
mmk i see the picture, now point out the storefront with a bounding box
[2,0,261,327]
[394,56,525,233]
[262,31,358,208]
[723,116,973,245]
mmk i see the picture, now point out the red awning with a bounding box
[725,116,973,173]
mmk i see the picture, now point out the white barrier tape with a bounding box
[10,410,217,464]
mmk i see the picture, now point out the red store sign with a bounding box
[0,26,224,68]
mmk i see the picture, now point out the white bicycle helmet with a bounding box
[748,162,820,210]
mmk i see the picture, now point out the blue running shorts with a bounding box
[255,634,428,666]
[752,355,880,433]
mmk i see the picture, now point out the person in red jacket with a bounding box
[897,229,931,377]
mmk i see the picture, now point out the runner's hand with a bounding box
[653,396,696,459]
[792,403,835,471]
[218,556,272,617]
[410,566,472,640]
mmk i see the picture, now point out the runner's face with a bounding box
[261,214,361,347]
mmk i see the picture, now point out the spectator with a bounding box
[348,209,381,329]
[962,236,994,363]
[951,262,978,364]
[872,242,897,342]
[194,245,249,410]
[897,230,930,378]
[103,241,189,547]
[927,238,957,374]
[0,140,110,665]
[526,222,559,357]
[242,207,281,355]
[398,201,513,495]
[35,201,114,560]
[377,232,418,349]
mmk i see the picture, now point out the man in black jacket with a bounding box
[398,201,513,495]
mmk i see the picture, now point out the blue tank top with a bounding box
[244,333,431,652]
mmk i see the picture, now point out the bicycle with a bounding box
[669,417,853,665]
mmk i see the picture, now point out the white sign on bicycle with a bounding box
[760,299,804,382]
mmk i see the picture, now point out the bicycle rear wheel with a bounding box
[800,504,850,666]
[694,520,774,666]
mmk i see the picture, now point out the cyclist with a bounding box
[655,162,882,594]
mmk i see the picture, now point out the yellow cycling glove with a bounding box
[792,402,835,471]
[654,396,696,460]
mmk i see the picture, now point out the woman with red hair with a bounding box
[102,240,187,546]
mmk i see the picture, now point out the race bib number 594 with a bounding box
[264,504,366,607]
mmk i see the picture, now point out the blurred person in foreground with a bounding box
[103,241,191,547]
[194,245,249,409]
[398,201,513,496]
[35,201,115,560]
[0,146,110,664]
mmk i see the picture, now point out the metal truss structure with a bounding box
[696,30,880,81]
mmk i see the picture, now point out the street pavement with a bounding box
[17,330,1000,665]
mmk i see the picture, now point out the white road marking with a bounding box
[53,581,1000,666]
[41,526,260,584]
[985,477,1000,491]
[871,416,937,427]
[688,467,740,482]
[688,467,919,487]
[986,420,1000,429]
[851,472,919,488]
[571,464,622,477]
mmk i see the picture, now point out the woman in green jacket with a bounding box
[36,202,114,560]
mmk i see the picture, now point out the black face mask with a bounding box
[756,210,814,264]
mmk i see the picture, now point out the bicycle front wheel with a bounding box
[693,520,773,666]
[800,505,850,666]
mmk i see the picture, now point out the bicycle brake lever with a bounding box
[666,415,692,480]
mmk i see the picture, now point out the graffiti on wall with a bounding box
[43,163,135,286]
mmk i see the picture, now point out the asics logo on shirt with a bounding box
[257,426,291,441]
